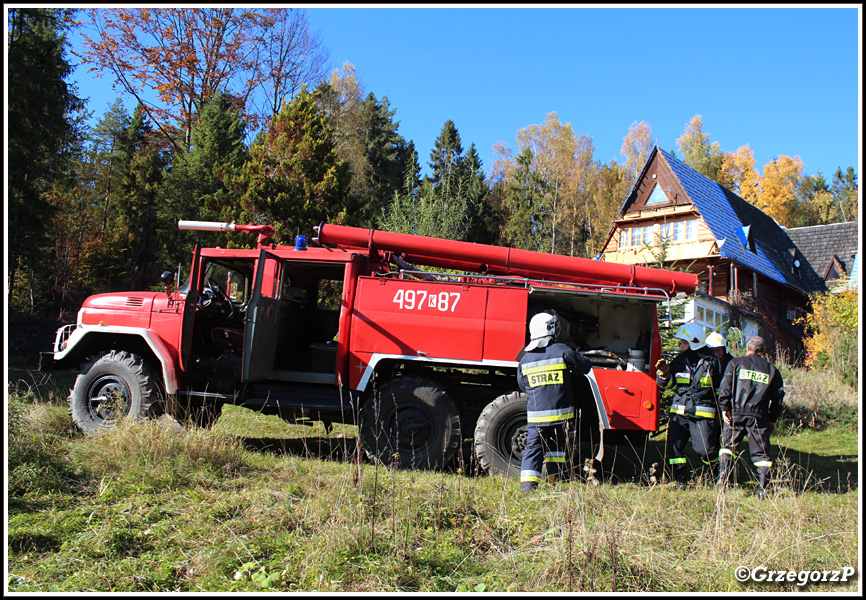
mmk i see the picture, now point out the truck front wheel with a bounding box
[473,391,528,477]
[360,377,461,469]
[68,350,158,435]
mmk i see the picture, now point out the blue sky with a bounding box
[69,5,861,181]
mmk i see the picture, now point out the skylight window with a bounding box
[737,225,756,253]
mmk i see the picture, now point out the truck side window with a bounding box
[317,278,342,311]
[282,274,308,304]
[203,260,253,307]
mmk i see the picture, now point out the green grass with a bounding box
[5,369,860,593]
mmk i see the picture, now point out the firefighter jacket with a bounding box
[656,349,721,421]
[719,353,785,422]
[517,342,592,427]
[714,352,733,398]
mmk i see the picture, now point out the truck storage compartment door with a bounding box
[592,369,659,431]
[243,250,284,381]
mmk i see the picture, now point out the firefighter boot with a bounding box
[756,467,770,499]
[673,465,690,487]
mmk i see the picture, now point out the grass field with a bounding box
[5,367,861,593]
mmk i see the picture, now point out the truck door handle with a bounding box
[417,350,429,356]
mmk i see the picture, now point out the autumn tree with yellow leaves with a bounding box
[798,281,858,388]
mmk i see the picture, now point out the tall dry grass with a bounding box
[6,364,860,593]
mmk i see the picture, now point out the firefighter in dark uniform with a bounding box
[655,323,722,486]
[718,336,785,498]
[517,312,592,493]
[705,331,733,379]
[705,330,733,425]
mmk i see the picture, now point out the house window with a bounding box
[660,219,696,244]
[695,302,725,331]
[621,225,656,248]
[685,219,696,241]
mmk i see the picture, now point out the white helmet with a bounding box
[674,323,706,351]
[705,331,726,349]
[525,312,557,351]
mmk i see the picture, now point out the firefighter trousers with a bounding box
[667,413,720,483]
[520,423,568,493]
[718,414,773,491]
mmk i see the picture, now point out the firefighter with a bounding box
[517,312,592,493]
[705,331,733,376]
[717,336,785,498]
[705,330,733,414]
[654,323,721,486]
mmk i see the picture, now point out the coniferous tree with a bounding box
[114,106,169,290]
[162,92,250,251]
[831,166,858,222]
[459,143,496,244]
[503,147,549,252]
[676,115,725,183]
[360,93,409,226]
[315,66,408,228]
[428,120,464,193]
[8,7,83,311]
[237,86,354,242]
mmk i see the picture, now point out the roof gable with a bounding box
[785,221,859,287]
[657,148,820,295]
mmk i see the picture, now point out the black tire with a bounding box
[474,393,602,480]
[68,350,158,435]
[473,391,528,477]
[360,377,461,469]
[165,395,223,429]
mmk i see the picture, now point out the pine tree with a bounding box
[503,147,549,252]
[360,93,409,226]
[831,166,858,222]
[114,106,169,290]
[428,120,464,192]
[237,86,354,242]
[676,115,724,182]
[8,8,83,311]
[162,92,250,251]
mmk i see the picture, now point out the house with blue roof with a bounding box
[598,146,853,361]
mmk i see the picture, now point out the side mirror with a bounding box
[161,271,175,294]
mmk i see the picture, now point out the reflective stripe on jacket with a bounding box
[657,349,722,420]
[517,342,591,426]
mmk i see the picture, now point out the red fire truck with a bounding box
[41,221,697,475]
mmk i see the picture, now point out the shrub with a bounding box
[797,283,858,389]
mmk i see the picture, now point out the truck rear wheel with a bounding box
[473,391,528,477]
[68,350,157,435]
[360,377,461,469]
